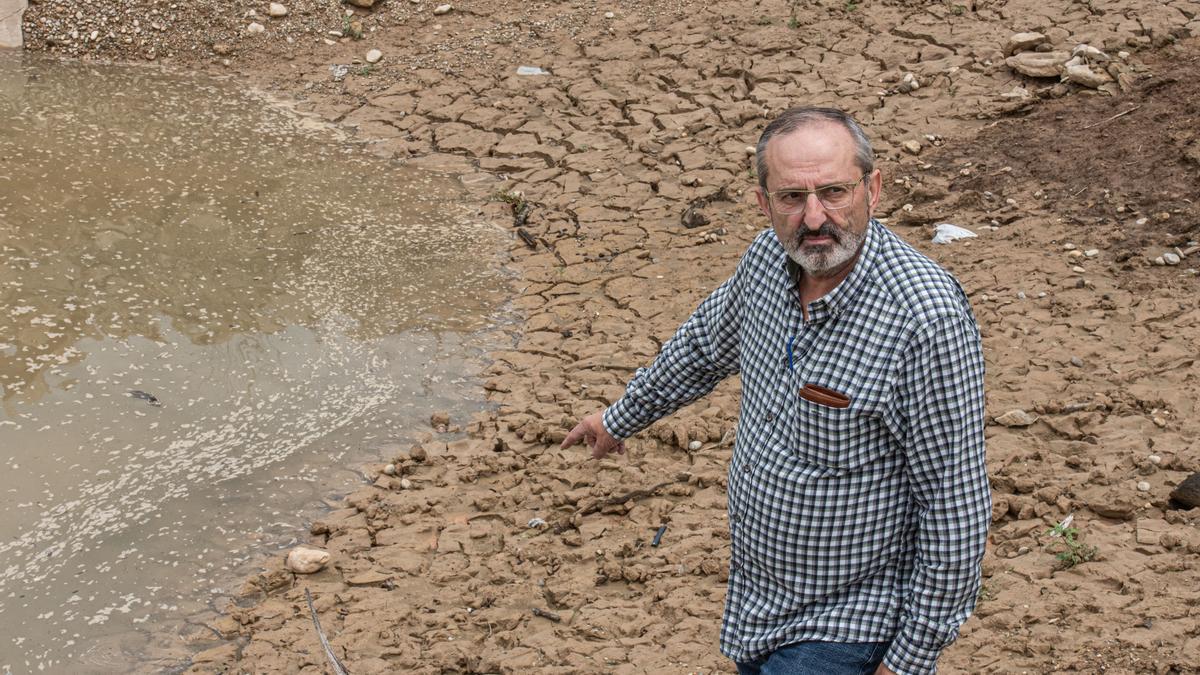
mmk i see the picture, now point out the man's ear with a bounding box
[753,186,771,218]
[866,169,883,212]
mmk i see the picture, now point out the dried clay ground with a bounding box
[23,0,1200,673]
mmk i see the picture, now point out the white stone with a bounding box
[383,463,396,475]
[1163,252,1181,266]
[1005,51,1069,78]
[247,22,266,33]
[994,409,1038,427]
[1084,249,1099,257]
[1072,43,1109,62]
[604,11,615,18]
[399,478,413,489]
[285,546,330,574]
[268,2,288,17]
[433,3,452,14]
[902,140,922,155]
[1004,31,1048,56]
[365,48,382,63]
[1136,481,1151,492]
[687,440,702,451]
[1066,63,1112,89]
[1071,265,1086,273]
[1148,454,1162,465]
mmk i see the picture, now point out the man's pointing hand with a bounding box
[561,411,626,459]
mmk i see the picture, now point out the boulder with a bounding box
[1004,32,1048,56]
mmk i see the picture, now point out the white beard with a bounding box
[782,223,866,277]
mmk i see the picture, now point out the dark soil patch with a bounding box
[947,39,1200,248]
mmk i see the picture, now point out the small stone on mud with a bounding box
[383,463,396,475]
[399,478,413,489]
[365,48,382,63]
[285,546,330,574]
[431,411,450,428]
[268,3,288,17]
[902,140,922,155]
[410,445,428,462]
[433,4,452,14]
[1137,481,1151,492]
[995,409,1038,427]
[247,22,265,33]
[1004,32,1048,56]
[688,440,702,451]
[212,42,233,55]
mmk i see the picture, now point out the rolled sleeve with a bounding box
[885,314,990,674]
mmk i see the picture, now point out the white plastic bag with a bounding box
[931,223,977,244]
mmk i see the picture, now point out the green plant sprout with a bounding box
[1045,514,1098,569]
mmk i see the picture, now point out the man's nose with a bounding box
[801,193,827,229]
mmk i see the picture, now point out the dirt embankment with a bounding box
[23,0,1200,672]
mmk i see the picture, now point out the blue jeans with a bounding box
[735,640,890,675]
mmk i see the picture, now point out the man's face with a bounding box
[754,123,882,278]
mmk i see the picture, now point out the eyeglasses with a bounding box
[764,174,868,214]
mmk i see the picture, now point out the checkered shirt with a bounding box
[604,220,990,674]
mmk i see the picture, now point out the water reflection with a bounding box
[0,52,508,672]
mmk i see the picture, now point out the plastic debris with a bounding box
[516,66,550,76]
[932,223,977,244]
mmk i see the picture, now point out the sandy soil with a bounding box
[23,0,1200,672]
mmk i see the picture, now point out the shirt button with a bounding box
[742,463,751,474]
[764,413,775,423]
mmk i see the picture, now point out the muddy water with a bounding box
[0,54,510,672]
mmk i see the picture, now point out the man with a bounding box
[561,107,990,675]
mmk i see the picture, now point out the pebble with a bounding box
[383,463,396,475]
[1067,250,1083,259]
[1148,454,1162,465]
[687,440,702,451]
[1071,265,1086,273]
[247,22,265,33]
[901,140,922,155]
[433,4,452,14]
[1084,249,1099,257]
[1004,31,1048,56]
[1163,252,1181,266]
[399,478,413,489]
[604,11,615,18]
[995,409,1038,427]
[1063,243,1077,250]
[1136,481,1151,492]
[268,3,288,17]
[285,546,330,574]
[365,48,382,63]
[1070,356,1083,367]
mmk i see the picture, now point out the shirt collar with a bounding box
[784,218,881,321]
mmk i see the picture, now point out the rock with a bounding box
[268,2,288,17]
[246,22,265,34]
[896,72,920,93]
[604,11,615,19]
[285,546,330,574]
[994,409,1038,427]
[1163,252,1181,266]
[383,463,396,475]
[430,411,450,428]
[901,140,922,155]
[399,478,413,489]
[409,445,428,462]
[1170,472,1200,508]
[1089,488,1139,520]
[687,440,702,451]
[1137,481,1151,492]
[1005,51,1069,78]
[212,42,233,55]
[1072,43,1110,62]
[1004,32,1048,56]
[345,0,377,7]
[347,570,392,585]
[1066,63,1112,88]
[365,48,382,63]
[680,205,709,229]
[1135,518,1172,546]
[433,3,452,14]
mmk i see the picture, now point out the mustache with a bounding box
[796,223,841,244]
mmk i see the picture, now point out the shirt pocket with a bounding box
[791,394,887,471]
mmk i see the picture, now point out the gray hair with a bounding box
[755,107,875,190]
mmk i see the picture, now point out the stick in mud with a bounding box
[306,587,350,675]
[531,607,562,622]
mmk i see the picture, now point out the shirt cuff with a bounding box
[883,622,946,675]
[601,392,646,440]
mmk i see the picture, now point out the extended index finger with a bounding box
[561,422,587,449]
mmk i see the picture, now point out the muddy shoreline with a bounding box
[19,0,1200,672]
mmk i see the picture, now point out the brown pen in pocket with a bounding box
[798,383,851,409]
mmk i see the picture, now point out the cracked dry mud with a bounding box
[24,0,1200,673]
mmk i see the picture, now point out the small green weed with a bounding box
[1045,517,1098,569]
[844,0,859,12]
[950,4,966,15]
[493,190,527,210]
[787,15,800,29]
